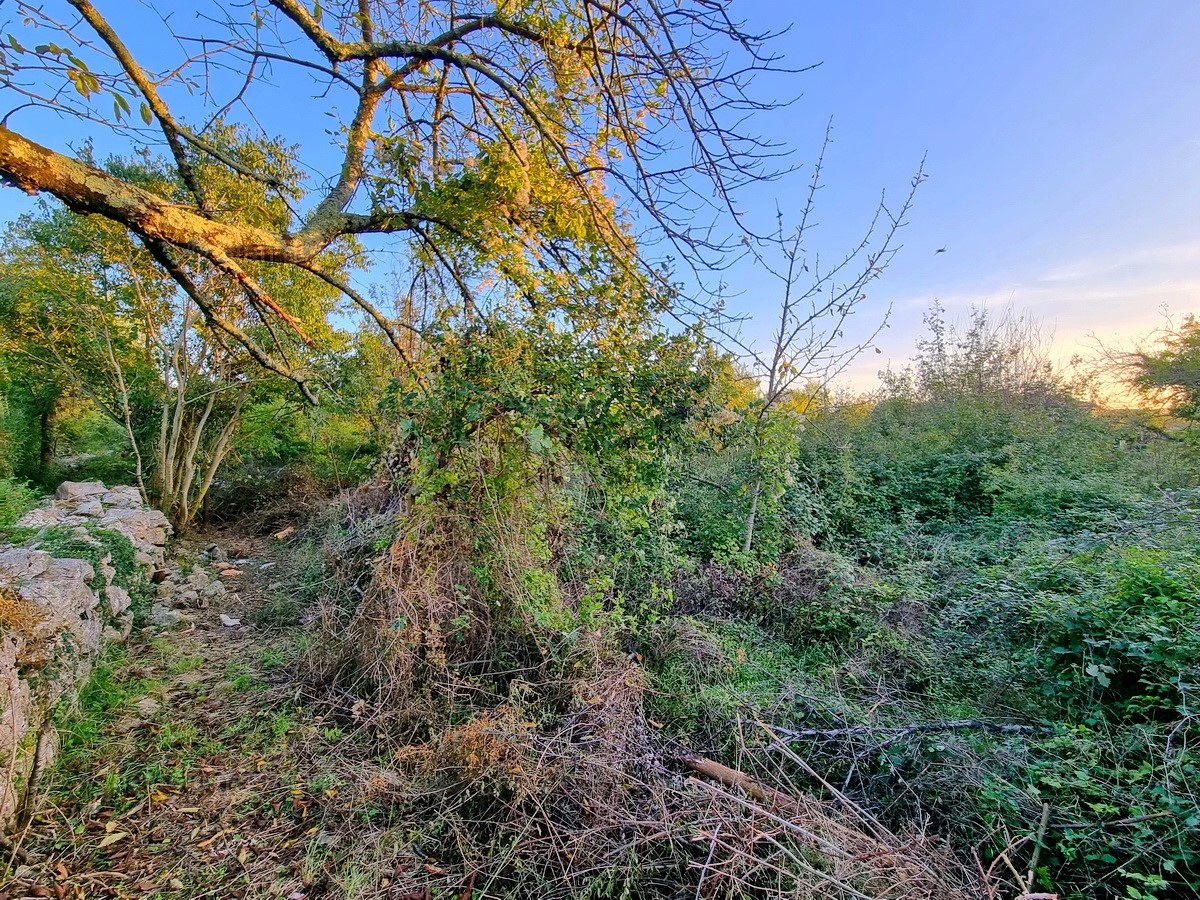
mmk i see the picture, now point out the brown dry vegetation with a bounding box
[0,589,41,641]
[1,505,981,900]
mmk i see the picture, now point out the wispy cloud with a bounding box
[840,241,1200,391]
[1037,242,1200,286]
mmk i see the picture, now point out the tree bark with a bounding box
[36,395,57,481]
[0,126,413,265]
[742,475,761,555]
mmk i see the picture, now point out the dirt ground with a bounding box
[0,527,400,900]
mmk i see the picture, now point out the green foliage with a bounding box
[1130,314,1200,422]
[1029,543,1200,718]
[0,135,364,529]
[0,476,38,526]
[652,305,1200,898]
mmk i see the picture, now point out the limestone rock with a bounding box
[106,586,132,617]
[98,507,171,553]
[201,581,227,600]
[150,604,190,627]
[186,570,210,590]
[100,487,142,508]
[14,508,61,529]
[53,481,106,502]
[45,557,95,584]
[17,567,101,653]
[2,480,169,831]
[0,548,52,580]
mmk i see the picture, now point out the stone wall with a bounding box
[0,482,170,830]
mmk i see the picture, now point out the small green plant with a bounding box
[259,647,286,669]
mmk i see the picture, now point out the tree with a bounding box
[0,141,347,530]
[1126,314,1200,423]
[883,302,1061,404]
[682,128,922,558]
[0,0,791,395]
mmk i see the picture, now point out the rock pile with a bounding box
[1,481,170,830]
[15,482,170,568]
[148,543,243,628]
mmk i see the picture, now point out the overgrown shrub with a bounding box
[0,476,38,526]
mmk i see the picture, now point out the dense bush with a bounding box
[0,476,38,527]
[656,306,1200,899]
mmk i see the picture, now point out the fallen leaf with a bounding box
[98,831,129,848]
[197,829,229,849]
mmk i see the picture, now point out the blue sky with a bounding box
[727,0,1200,386]
[2,1,1197,390]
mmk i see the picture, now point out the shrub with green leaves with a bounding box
[1029,544,1200,719]
[0,476,38,527]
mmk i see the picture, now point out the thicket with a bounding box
[666,305,1200,899]
[265,298,1199,899]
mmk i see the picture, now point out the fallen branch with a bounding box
[767,719,1051,742]
[1024,802,1051,895]
[674,752,801,814]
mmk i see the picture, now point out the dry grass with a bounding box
[0,588,42,642]
[3,497,982,899]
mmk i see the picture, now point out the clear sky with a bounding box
[727,0,1200,387]
[1,1,1197,390]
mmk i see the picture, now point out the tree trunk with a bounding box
[742,475,761,555]
[36,395,57,481]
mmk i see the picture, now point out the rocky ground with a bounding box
[0,527,385,900]
[2,484,171,828]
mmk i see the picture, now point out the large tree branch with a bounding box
[268,1,551,63]
[141,238,319,403]
[0,126,425,261]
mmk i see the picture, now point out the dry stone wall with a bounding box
[0,481,171,830]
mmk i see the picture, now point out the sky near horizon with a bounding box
[0,1,1197,391]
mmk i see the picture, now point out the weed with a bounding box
[249,594,303,627]
[0,477,39,527]
[259,646,286,669]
